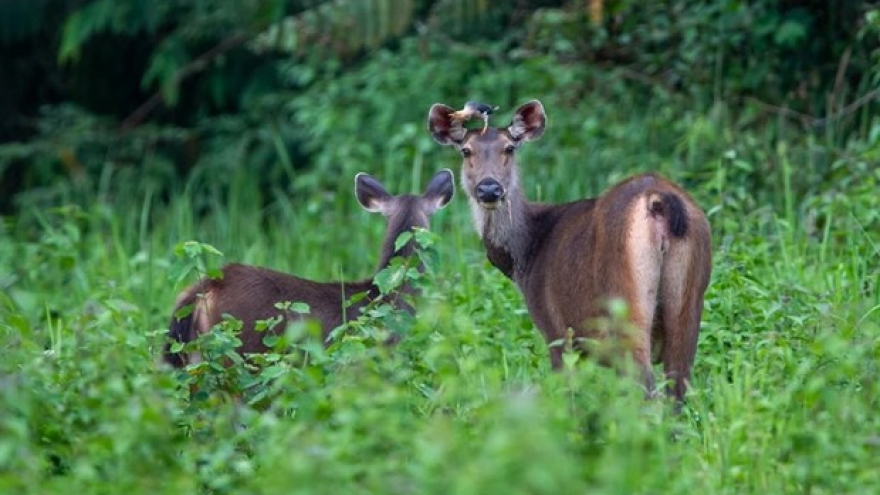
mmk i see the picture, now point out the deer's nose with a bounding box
[475,179,504,203]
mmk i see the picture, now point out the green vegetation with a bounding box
[1,1,879,493]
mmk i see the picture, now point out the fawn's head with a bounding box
[427,100,545,210]
[355,169,455,263]
[355,169,455,225]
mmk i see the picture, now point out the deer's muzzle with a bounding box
[475,179,505,208]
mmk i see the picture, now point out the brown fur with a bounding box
[164,170,455,367]
[428,100,712,404]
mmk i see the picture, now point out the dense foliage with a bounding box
[1,0,879,493]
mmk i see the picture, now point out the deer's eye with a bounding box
[503,145,516,155]
[461,148,473,157]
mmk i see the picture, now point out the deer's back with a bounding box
[195,263,372,352]
[515,173,709,341]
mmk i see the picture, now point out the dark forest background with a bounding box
[1,0,878,215]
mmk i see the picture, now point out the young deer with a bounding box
[428,100,711,403]
[164,169,455,367]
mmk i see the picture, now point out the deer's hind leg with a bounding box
[624,290,660,398]
[624,196,669,397]
[658,242,702,405]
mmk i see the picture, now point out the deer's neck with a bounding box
[372,213,426,302]
[377,210,426,272]
[471,185,532,276]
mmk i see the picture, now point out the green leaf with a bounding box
[414,228,436,249]
[373,265,405,295]
[289,302,311,314]
[173,304,195,320]
[774,19,808,48]
[394,231,413,251]
[143,38,189,106]
[256,316,283,332]
[562,350,579,369]
[58,10,86,63]
[259,364,287,381]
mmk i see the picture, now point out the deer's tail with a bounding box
[164,289,200,368]
[650,192,689,238]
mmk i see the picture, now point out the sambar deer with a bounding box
[164,169,455,367]
[428,100,711,404]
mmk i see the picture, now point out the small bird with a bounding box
[449,101,499,134]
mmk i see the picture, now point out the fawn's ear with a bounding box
[422,169,455,213]
[355,173,392,213]
[427,104,467,145]
[507,100,546,142]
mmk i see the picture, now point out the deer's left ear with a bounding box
[427,104,467,145]
[508,100,546,142]
[355,173,392,213]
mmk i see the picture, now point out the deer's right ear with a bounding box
[422,169,455,213]
[355,173,392,213]
[427,104,467,145]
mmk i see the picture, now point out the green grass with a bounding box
[1,95,879,494]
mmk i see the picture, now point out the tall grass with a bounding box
[1,90,878,494]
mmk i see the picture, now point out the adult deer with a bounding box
[164,169,455,367]
[428,100,711,403]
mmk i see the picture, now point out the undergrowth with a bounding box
[1,84,879,494]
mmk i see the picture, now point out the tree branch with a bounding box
[741,96,817,127]
[120,33,251,132]
[744,86,880,130]
[813,87,880,128]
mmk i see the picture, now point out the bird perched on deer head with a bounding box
[449,101,499,134]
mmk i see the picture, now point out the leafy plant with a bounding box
[1,1,879,493]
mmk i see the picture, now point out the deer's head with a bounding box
[354,169,455,265]
[427,100,545,210]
